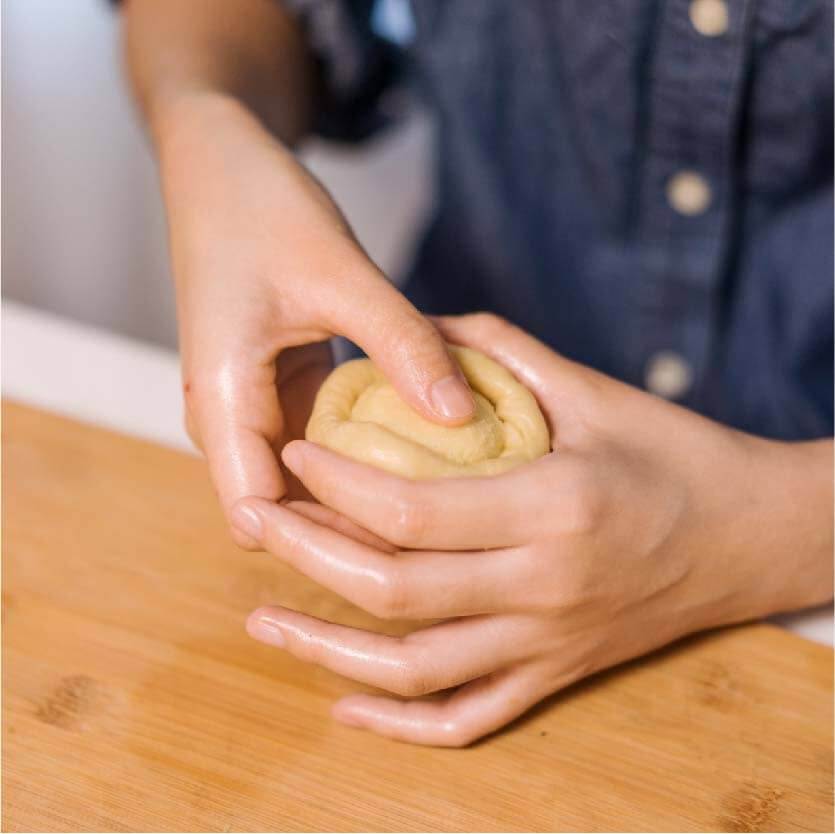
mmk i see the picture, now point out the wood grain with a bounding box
[2,400,832,832]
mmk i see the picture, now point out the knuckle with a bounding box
[396,331,451,381]
[185,365,283,442]
[230,525,262,551]
[394,310,435,345]
[286,627,331,667]
[438,719,476,748]
[368,568,410,620]
[469,311,512,340]
[310,467,340,506]
[296,640,323,667]
[386,493,427,546]
[392,646,436,697]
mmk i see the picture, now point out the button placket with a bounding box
[630,0,753,403]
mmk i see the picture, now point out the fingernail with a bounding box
[334,710,364,728]
[231,501,263,541]
[247,612,286,648]
[332,703,365,728]
[430,375,475,421]
[281,442,304,477]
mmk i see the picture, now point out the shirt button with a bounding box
[689,0,729,37]
[667,170,712,216]
[645,352,693,400]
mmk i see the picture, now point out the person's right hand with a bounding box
[156,92,474,546]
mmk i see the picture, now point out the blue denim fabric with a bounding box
[288,0,833,440]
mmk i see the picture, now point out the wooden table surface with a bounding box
[3,401,833,832]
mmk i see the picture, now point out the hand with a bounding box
[156,93,474,544]
[233,313,834,746]
[184,340,330,501]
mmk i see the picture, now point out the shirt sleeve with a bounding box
[281,0,406,142]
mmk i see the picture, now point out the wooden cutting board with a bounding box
[2,400,832,832]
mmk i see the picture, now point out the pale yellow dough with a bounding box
[305,346,551,478]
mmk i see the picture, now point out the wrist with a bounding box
[745,437,833,616]
[693,434,833,630]
[150,87,254,155]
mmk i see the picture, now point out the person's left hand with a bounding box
[231,313,831,746]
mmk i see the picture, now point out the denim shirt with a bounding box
[287,0,833,440]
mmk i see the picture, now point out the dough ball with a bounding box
[305,345,551,479]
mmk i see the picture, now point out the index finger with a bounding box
[189,359,286,548]
[281,439,551,550]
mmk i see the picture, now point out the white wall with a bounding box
[2,0,431,348]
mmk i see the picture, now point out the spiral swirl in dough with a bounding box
[305,346,551,478]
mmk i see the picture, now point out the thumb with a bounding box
[429,312,597,427]
[335,280,475,425]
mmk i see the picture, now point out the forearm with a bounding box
[120,0,315,145]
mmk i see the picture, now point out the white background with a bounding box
[2,0,431,347]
